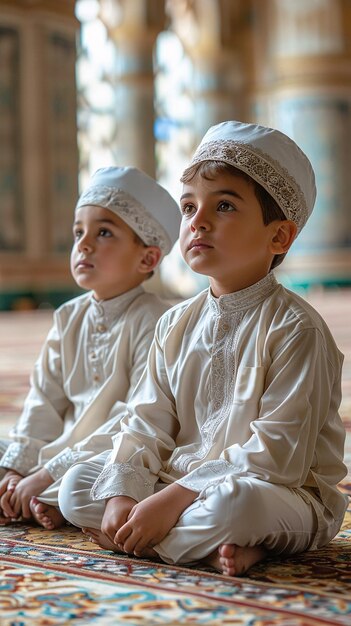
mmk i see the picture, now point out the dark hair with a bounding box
[181,161,287,269]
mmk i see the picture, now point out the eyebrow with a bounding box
[73,218,118,226]
[180,189,244,201]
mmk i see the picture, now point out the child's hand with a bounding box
[0,470,24,523]
[0,469,23,497]
[101,496,136,547]
[116,484,197,556]
[4,468,54,520]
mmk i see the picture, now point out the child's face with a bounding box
[71,205,151,300]
[179,171,279,296]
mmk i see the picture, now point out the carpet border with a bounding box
[1,535,351,626]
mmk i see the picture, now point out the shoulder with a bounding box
[156,289,208,335]
[122,291,173,341]
[127,291,170,322]
[53,292,91,325]
[271,285,330,332]
[267,284,342,361]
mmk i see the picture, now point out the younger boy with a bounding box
[59,122,348,576]
[0,166,180,530]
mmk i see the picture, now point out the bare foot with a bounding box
[204,543,267,576]
[0,515,15,526]
[82,527,124,552]
[136,545,159,560]
[30,497,65,530]
[81,528,159,561]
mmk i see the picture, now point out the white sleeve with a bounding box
[43,324,160,481]
[0,314,71,475]
[125,326,158,402]
[43,404,130,481]
[178,328,343,494]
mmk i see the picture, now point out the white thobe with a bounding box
[0,285,168,502]
[60,273,348,562]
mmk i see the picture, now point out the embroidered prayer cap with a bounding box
[75,166,181,257]
[186,120,316,233]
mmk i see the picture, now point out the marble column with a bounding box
[168,0,252,147]
[0,0,79,309]
[99,0,167,178]
[251,0,351,287]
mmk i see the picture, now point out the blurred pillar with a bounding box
[0,0,79,309]
[168,0,254,147]
[99,0,167,177]
[251,0,351,287]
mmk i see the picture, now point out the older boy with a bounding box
[0,166,180,529]
[59,122,348,575]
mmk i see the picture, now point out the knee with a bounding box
[58,463,88,526]
[202,478,266,541]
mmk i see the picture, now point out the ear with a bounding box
[139,246,162,274]
[269,220,297,255]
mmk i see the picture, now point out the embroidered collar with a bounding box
[90,285,144,323]
[209,272,278,314]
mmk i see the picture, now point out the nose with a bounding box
[190,206,211,233]
[77,233,94,253]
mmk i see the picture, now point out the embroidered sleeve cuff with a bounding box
[90,462,155,502]
[177,459,234,495]
[44,448,78,482]
[0,442,39,475]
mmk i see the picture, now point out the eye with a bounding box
[181,203,196,217]
[73,228,83,240]
[98,228,112,237]
[217,201,235,213]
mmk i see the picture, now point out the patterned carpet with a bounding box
[0,515,350,625]
[0,294,350,625]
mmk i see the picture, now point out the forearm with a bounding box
[156,482,198,518]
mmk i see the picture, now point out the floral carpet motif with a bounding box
[0,296,350,625]
[0,505,350,625]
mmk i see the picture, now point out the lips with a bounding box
[75,260,94,269]
[188,239,213,251]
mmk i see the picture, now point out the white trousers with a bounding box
[59,451,343,565]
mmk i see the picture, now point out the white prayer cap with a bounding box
[186,120,316,233]
[76,167,180,257]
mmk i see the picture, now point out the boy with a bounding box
[59,122,348,576]
[0,166,180,530]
